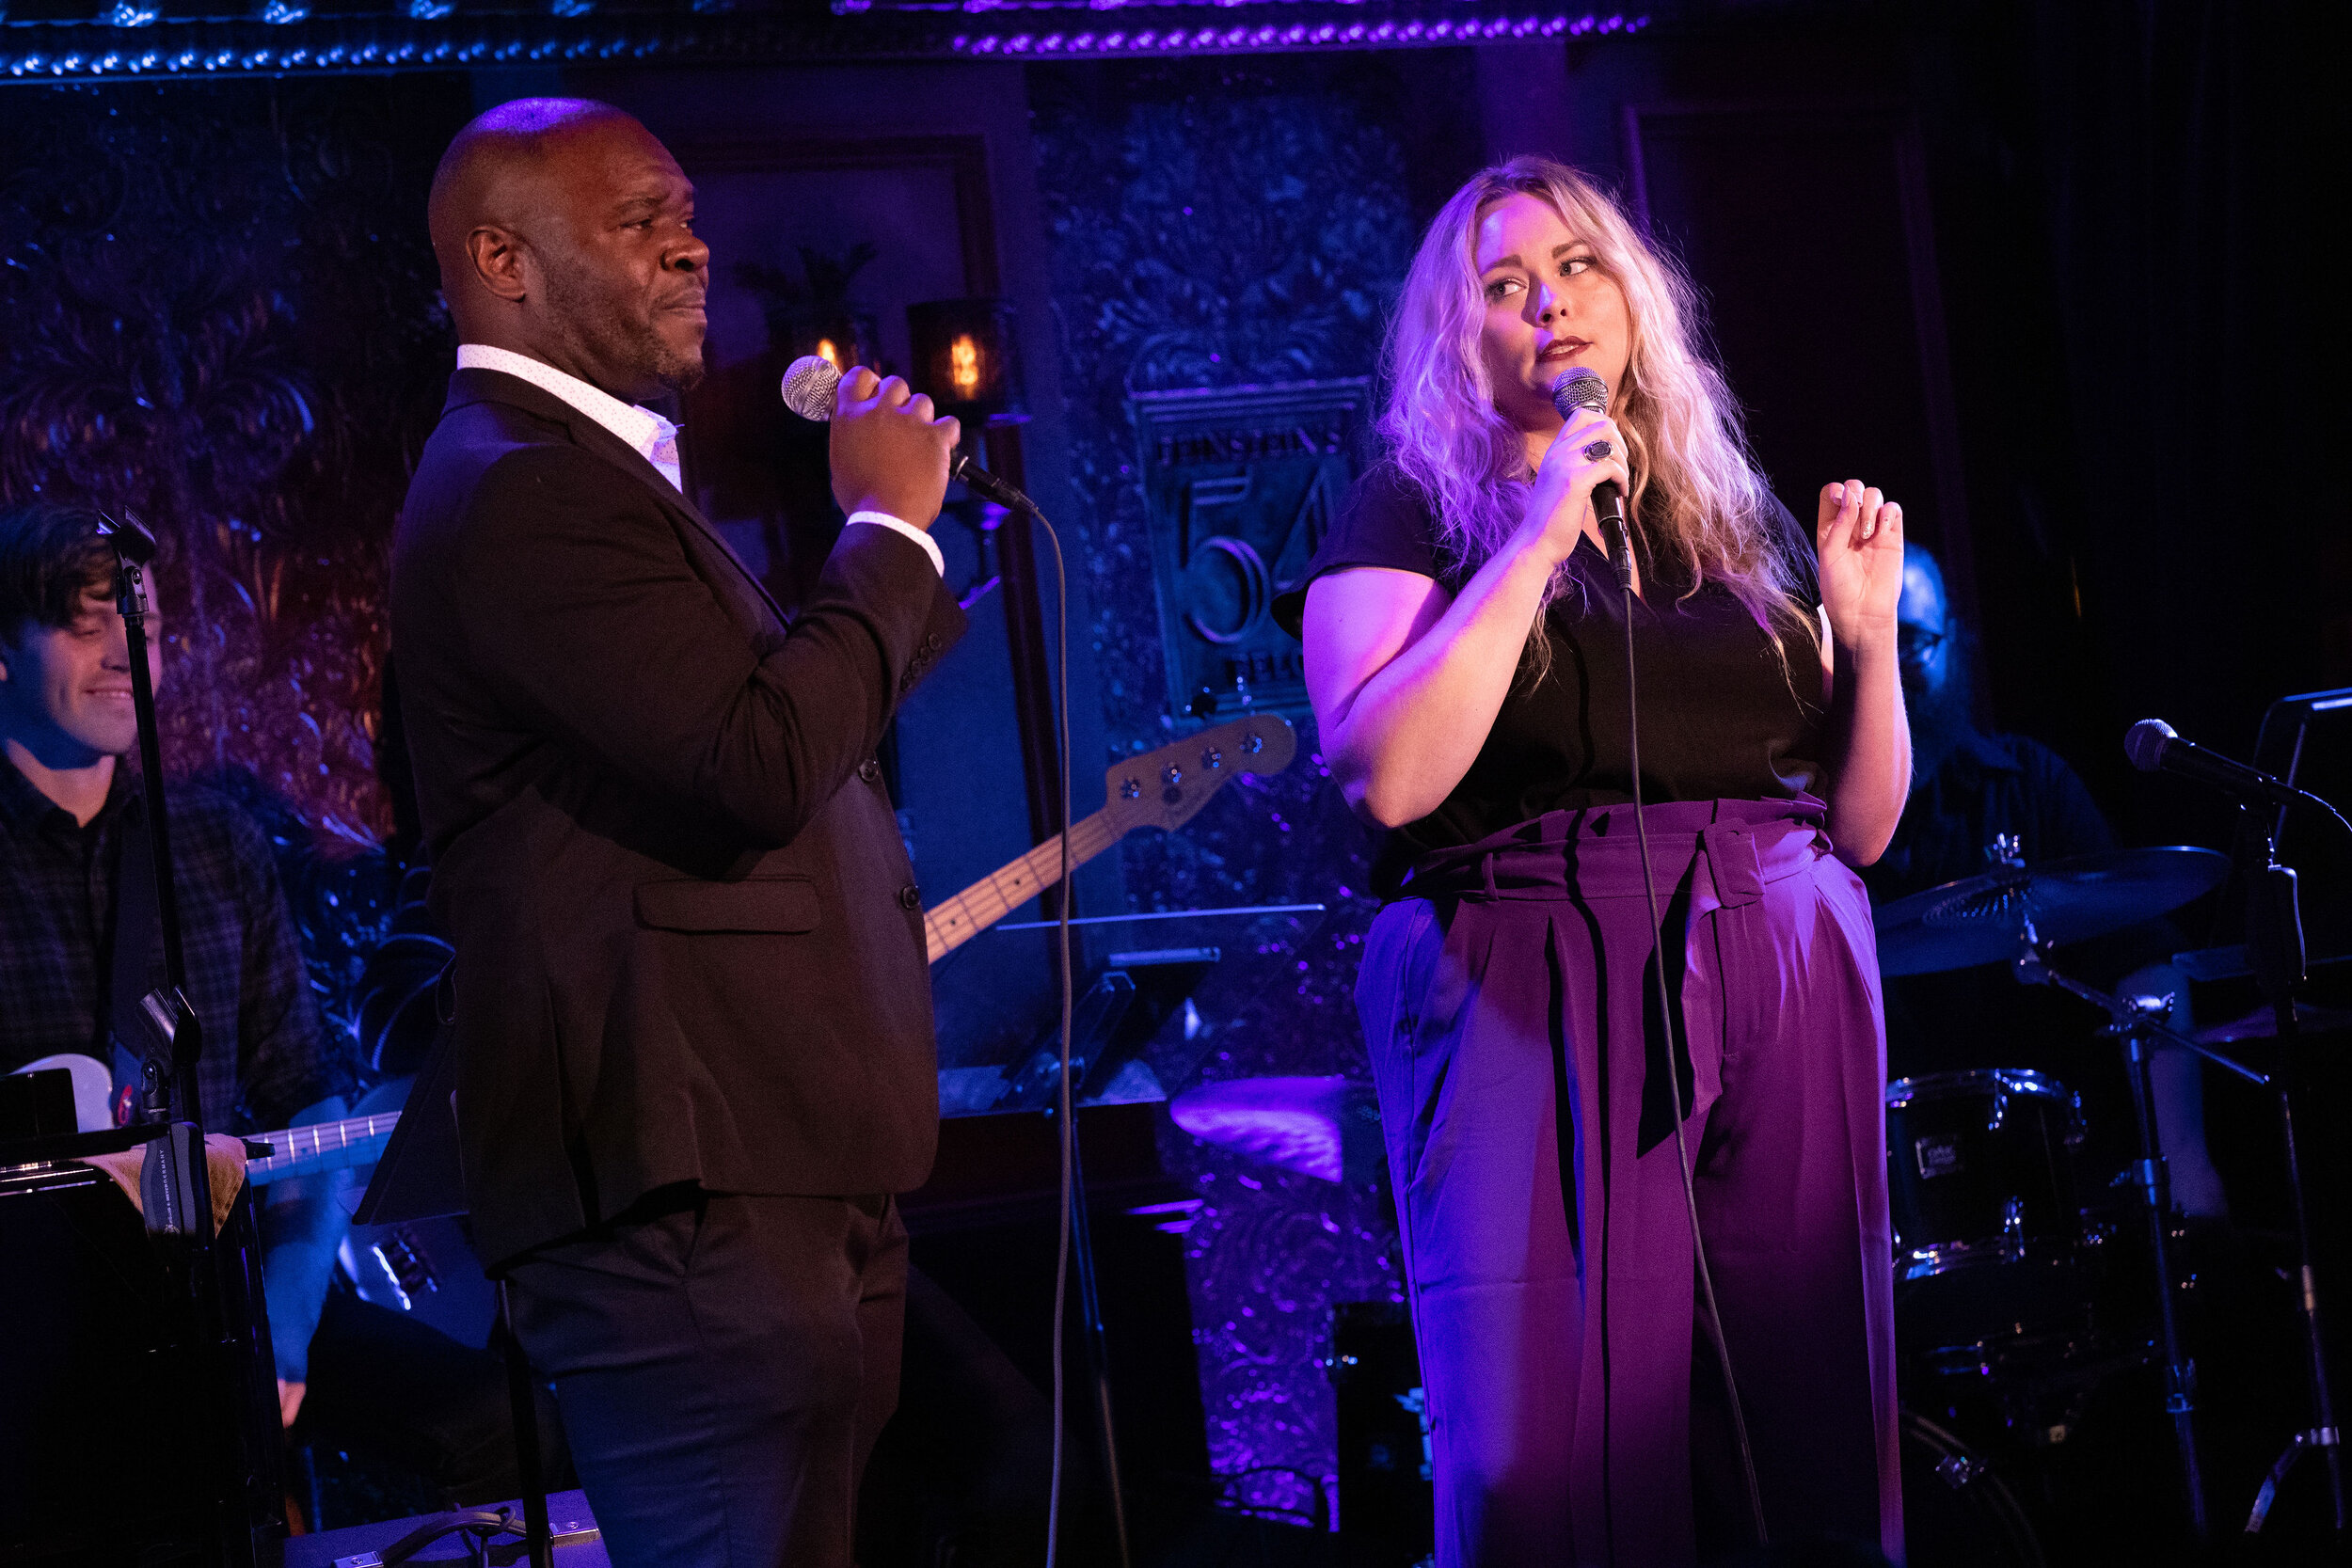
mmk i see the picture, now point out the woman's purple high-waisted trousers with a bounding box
[1355,797,1901,1567]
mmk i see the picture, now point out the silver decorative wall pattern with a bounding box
[1035,55,1449,1518]
[0,79,468,847]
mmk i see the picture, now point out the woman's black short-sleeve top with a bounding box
[1278,459,1827,872]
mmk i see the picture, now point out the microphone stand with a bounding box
[103,515,208,1136]
[100,512,256,1567]
[2128,722,2348,1542]
[2020,812,2350,1547]
[2236,816,2347,1541]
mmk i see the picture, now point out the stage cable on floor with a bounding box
[1609,528,1769,1550]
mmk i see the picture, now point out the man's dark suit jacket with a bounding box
[391,367,965,1268]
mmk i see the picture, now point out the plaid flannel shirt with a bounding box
[0,756,342,1134]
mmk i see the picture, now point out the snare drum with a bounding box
[1885,1069,2091,1352]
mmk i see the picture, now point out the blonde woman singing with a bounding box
[1278,158,1910,1565]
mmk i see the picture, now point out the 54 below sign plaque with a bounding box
[1129,378,1371,723]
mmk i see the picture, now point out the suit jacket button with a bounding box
[859,758,882,784]
[898,884,922,911]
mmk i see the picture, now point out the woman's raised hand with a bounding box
[1816,479,1903,656]
[1522,409,1631,564]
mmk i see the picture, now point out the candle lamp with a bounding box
[907,298,1025,424]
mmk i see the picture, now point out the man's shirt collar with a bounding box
[0,752,134,835]
[456,344,684,494]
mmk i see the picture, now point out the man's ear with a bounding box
[466,224,530,305]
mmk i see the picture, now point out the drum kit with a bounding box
[1875,839,2346,1560]
[1179,836,2348,1561]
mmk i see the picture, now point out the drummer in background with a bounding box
[1860,542,2227,1217]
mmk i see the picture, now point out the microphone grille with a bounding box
[780,355,842,421]
[2123,719,2177,772]
[1549,367,1609,417]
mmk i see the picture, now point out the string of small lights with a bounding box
[0,5,1646,79]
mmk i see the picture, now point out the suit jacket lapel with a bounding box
[443,368,791,627]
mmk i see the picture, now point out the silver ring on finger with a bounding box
[1581,439,1614,462]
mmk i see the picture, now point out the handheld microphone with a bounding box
[2124,719,2304,810]
[780,355,1037,515]
[1549,367,1631,589]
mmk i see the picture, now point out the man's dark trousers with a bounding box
[506,1187,908,1567]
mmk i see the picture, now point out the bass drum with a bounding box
[1901,1409,2044,1568]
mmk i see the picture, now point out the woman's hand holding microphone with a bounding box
[1518,408,1631,570]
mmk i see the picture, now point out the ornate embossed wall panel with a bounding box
[0,79,470,847]
[1035,54,1466,1515]
[1131,378,1369,721]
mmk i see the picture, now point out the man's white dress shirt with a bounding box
[456,343,944,578]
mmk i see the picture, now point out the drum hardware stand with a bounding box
[2014,926,2269,1549]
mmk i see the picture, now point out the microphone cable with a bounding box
[780,358,1094,1563]
[1603,518,1768,1549]
[781,364,1091,1560]
[1013,495,1089,1568]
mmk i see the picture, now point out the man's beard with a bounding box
[541,258,706,396]
[1906,632,1979,789]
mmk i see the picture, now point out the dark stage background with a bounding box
[5,0,2346,1549]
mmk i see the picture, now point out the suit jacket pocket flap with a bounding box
[634,878,820,934]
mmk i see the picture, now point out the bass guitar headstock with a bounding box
[1100,713,1298,832]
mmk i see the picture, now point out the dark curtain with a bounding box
[2010,0,2350,844]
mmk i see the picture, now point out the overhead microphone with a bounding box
[2124,719,2305,810]
[780,355,1037,515]
[1549,367,1632,589]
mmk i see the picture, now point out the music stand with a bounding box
[351,1023,466,1231]
[354,1032,555,1568]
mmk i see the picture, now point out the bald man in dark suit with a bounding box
[391,97,966,1566]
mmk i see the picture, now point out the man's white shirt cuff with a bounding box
[845,511,946,579]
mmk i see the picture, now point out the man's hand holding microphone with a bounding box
[826,366,961,531]
[786,354,1041,518]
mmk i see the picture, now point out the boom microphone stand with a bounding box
[2130,718,2350,1543]
[2021,803,2349,1546]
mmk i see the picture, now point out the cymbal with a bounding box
[2194,1002,2352,1045]
[1168,1074,1384,1185]
[1872,847,2231,978]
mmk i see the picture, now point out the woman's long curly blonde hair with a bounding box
[1380,156,1817,668]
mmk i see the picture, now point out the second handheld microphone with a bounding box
[780,355,1038,515]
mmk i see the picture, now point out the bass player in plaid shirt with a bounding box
[0,499,562,1507]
